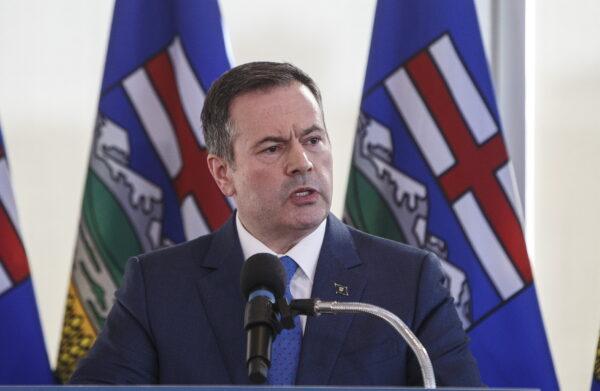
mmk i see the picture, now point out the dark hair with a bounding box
[201,61,323,163]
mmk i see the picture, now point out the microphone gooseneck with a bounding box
[290,299,437,389]
[240,253,286,384]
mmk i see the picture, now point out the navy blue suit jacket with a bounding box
[71,214,482,386]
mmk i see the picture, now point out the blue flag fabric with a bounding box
[0,126,54,384]
[56,0,233,382]
[345,1,558,389]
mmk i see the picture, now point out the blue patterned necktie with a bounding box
[267,256,302,385]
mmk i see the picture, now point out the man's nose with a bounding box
[286,141,314,176]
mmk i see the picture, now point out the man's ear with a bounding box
[207,153,236,197]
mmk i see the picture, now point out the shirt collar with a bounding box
[236,213,326,282]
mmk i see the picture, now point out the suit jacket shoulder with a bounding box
[70,217,249,384]
[299,216,481,387]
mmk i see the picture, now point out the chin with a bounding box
[291,209,328,231]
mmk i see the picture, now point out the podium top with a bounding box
[0,386,539,391]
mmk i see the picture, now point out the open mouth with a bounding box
[294,189,314,197]
[289,187,320,205]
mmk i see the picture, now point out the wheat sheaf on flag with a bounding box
[56,0,232,382]
[0,127,54,383]
[345,1,557,389]
[592,333,600,391]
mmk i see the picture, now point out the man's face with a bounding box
[210,82,333,243]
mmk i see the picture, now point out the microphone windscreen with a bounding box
[240,253,286,299]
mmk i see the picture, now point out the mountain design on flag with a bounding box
[57,32,232,381]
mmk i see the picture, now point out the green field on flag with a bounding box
[345,166,406,244]
[82,170,142,286]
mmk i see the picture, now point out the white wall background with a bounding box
[0,1,598,390]
[531,1,600,390]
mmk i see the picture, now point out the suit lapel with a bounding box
[296,215,367,385]
[194,216,250,385]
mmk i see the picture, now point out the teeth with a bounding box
[295,191,310,197]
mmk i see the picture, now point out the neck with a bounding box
[262,236,303,254]
[238,217,318,254]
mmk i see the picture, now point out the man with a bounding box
[71,62,482,386]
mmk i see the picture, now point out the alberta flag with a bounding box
[56,0,232,382]
[345,1,558,389]
[0,125,54,384]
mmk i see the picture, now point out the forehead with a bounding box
[228,82,324,139]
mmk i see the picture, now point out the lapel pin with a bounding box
[334,282,349,296]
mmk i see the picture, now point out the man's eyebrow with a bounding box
[253,135,289,149]
[253,125,326,149]
[300,125,325,136]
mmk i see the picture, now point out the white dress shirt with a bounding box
[236,214,326,332]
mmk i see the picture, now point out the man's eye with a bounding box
[308,137,321,145]
[264,145,279,153]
